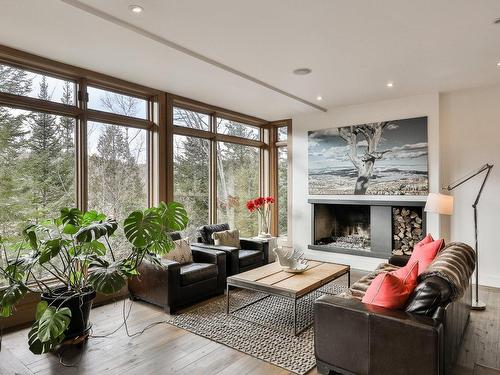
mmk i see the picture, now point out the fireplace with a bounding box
[314,205,371,251]
[309,199,426,259]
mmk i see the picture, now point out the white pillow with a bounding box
[212,229,240,249]
[162,237,193,265]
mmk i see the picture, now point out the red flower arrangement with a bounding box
[246,196,274,236]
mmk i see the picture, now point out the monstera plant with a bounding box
[0,202,188,354]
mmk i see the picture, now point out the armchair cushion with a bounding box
[162,237,193,265]
[198,223,230,244]
[180,263,218,286]
[239,250,263,268]
[212,229,241,248]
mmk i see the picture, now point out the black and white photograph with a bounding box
[308,117,429,195]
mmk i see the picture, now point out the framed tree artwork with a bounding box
[308,117,428,195]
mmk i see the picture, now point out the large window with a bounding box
[87,85,148,119]
[173,134,210,238]
[272,123,291,239]
[0,60,153,286]
[172,105,265,238]
[278,146,288,236]
[217,118,260,140]
[87,121,148,258]
[0,63,76,105]
[0,64,77,287]
[217,142,260,237]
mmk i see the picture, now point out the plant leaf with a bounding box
[35,301,48,320]
[63,223,79,235]
[37,306,72,343]
[23,225,38,251]
[0,283,28,317]
[81,240,107,256]
[159,202,188,231]
[124,210,162,248]
[147,231,174,256]
[88,262,126,295]
[81,210,107,226]
[28,321,65,355]
[60,208,83,226]
[39,238,62,264]
[75,219,118,243]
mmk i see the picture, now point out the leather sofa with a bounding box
[191,223,269,276]
[128,232,226,314]
[314,254,472,375]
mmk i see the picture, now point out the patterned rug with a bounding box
[168,277,348,375]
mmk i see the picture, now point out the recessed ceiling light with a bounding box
[386,82,394,88]
[129,5,143,13]
[293,68,312,75]
[316,96,323,101]
[497,62,500,67]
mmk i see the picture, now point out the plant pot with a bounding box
[41,287,96,339]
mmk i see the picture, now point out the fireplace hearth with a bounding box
[309,199,426,259]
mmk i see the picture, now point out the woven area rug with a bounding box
[168,277,348,375]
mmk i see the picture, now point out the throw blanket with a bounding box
[420,242,475,301]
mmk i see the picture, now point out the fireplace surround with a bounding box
[309,199,426,259]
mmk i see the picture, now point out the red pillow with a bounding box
[408,238,444,275]
[416,234,434,248]
[362,262,418,309]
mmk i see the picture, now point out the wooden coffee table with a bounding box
[226,260,350,335]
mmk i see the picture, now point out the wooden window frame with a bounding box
[169,96,269,228]
[0,43,292,329]
[268,120,292,238]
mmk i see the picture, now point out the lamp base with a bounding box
[471,300,486,311]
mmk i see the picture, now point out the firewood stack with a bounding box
[392,208,423,255]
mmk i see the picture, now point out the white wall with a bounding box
[440,86,500,288]
[291,93,441,271]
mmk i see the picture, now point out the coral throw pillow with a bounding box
[408,238,444,275]
[415,234,434,248]
[362,262,419,309]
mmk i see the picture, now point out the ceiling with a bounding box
[1,0,500,120]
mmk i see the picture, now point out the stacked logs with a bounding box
[392,208,423,255]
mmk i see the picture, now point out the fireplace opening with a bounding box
[313,204,371,251]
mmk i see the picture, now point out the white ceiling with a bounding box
[1,0,500,120]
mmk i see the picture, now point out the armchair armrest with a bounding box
[190,242,239,254]
[314,295,442,375]
[239,239,269,264]
[240,238,266,250]
[191,247,225,264]
[191,247,226,291]
[128,257,181,313]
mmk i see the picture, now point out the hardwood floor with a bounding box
[1,270,499,375]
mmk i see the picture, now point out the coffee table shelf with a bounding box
[226,261,350,335]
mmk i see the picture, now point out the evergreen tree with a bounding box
[0,65,32,236]
[27,76,73,219]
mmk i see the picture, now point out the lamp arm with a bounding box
[445,163,493,192]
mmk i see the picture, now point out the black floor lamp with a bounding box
[425,163,494,311]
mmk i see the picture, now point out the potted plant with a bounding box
[246,196,274,238]
[0,201,188,354]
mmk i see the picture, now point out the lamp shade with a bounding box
[424,193,454,215]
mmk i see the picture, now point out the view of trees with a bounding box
[87,92,148,259]
[0,65,148,284]
[278,146,288,236]
[173,134,210,238]
[173,108,260,238]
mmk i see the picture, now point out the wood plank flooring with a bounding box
[1,269,499,375]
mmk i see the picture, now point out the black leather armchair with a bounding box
[191,223,269,276]
[128,232,226,314]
